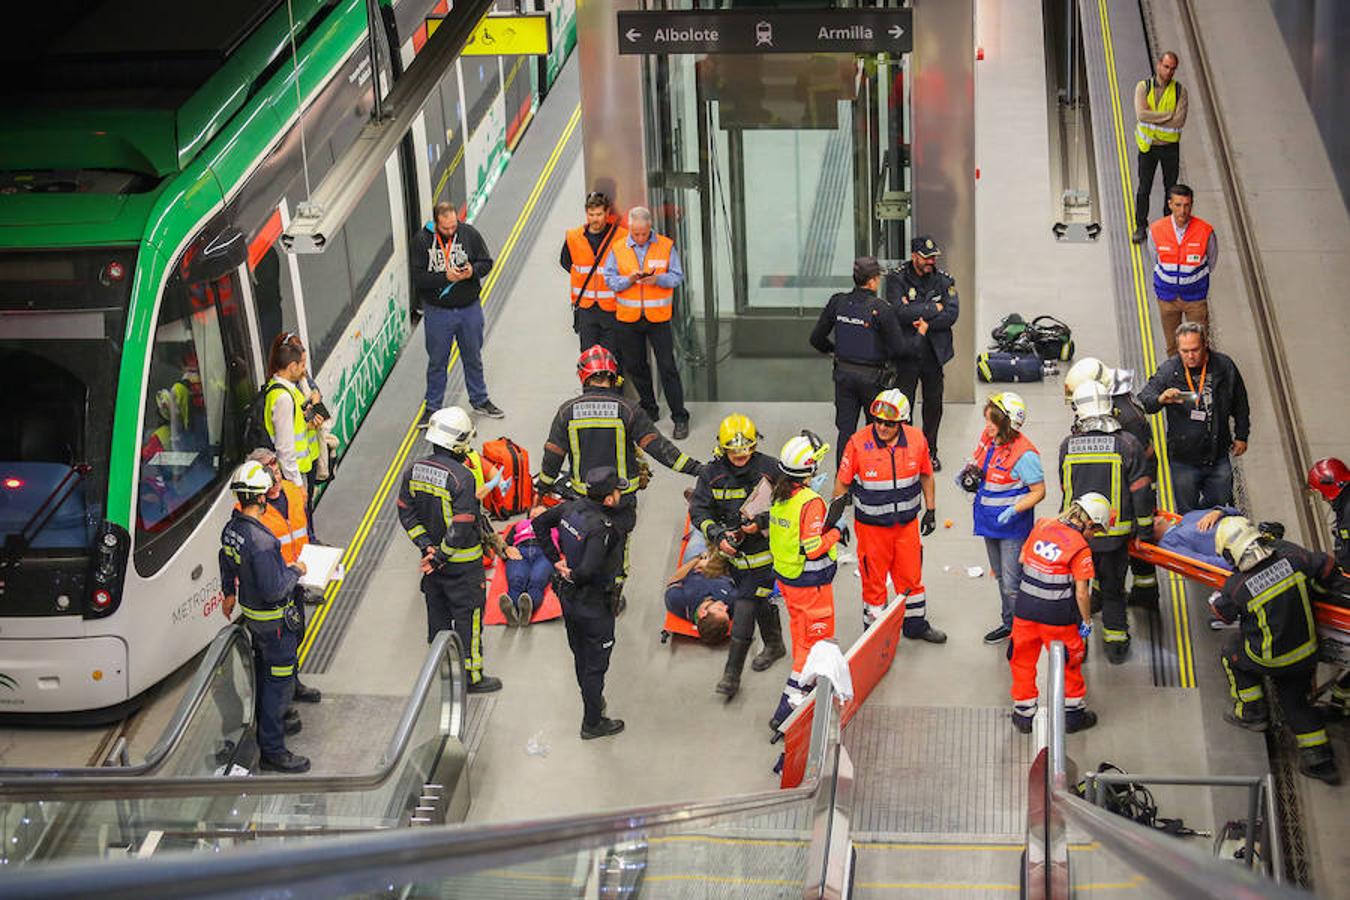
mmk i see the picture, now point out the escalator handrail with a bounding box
[0,682,845,900]
[0,626,254,779]
[0,629,467,800]
[1042,641,1307,899]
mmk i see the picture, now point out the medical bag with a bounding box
[481,437,534,519]
[977,351,1045,383]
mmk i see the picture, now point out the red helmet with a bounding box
[1307,458,1350,502]
[577,345,619,384]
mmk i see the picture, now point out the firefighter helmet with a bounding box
[1307,458,1350,503]
[717,413,759,454]
[1070,380,1114,421]
[230,460,272,497]
[1214,516,1266,568]
[778,430,829,478]
[988,391,1028,431]
[426,406,476,454]
[869,389,912,423]
[576,344,620,384]
[1072,492,1113,532]
[1063,357,1112,402]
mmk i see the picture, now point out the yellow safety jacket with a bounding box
[1135,79,1180,152]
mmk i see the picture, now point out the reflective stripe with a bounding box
[1237,685,1264,702]
[981,480,1025,493]
[1244,571,1318,667]
[730,550,774,569]
[854,495,921,518]
[1102,628,1129,642]
[1295,729,1328,749]
[1031,569,1074,585]
[856,476,918,491]
[802,556,835,572]
[406,524,427,539]
[440,542,484,564]
[711,487,749,500]
[614,296,673,310]
[1153,265,1210,285]
[1018,581,1072,601]
[978,494,1019,507]
[240,605,285,621]
[269,664,295,677]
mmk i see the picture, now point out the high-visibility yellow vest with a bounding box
[265,377,320,474]
[1135,79,1180,152]
[769,486,837,586]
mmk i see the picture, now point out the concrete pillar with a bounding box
[577,0,648,213]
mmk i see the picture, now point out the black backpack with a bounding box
[240,381,288,453]
[990,313,1036,354]
[1028,315,1075,362]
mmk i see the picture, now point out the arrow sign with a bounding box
[617,8,912,55]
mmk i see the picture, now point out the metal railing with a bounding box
[0,629,466,802]
[0,626,255,779]
[0,678,851,900]
[1024,641,1307,899]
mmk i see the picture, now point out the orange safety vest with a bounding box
[612,234,676,323]
[1150,215,1213,302]
[241,481,310,565]
[566,224,626,312]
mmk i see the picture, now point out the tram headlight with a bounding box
[85,521,129,619]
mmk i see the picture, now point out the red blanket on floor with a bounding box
[481,528,562,626]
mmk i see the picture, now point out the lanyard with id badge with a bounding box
[1183,362,1209,423]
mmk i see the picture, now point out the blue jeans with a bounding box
[505,544,553,601]
[424,302,488,409]
[984,536,1024,629]
[1170,456,1233,514]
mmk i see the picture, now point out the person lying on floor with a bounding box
[665,552,735,645]
[498,504,552,627]
[1150,505,1241,568]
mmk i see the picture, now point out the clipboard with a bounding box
[739,477,773,521]
[297,544,344,590]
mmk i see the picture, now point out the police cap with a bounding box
[584,466,629,499]
[911,235,942,257]
[852,256,882,285]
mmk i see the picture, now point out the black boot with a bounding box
[751,605,787,672]
[716,638,752,699]
[1298,746,1341,786]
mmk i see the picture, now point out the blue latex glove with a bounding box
[997,505,1018,525]
[482,472,502,492]
[1078,621,1093,640]
[809,470,830,494]
[497,475,513,496]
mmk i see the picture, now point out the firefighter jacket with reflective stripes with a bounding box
[539,386,700,495]
[532,497,624,606]
[1016,518,1094,626]
[808,287,913,366]
[689,451,777,573]
[770,485,840,587]
[1058,427,1154,550]
[973,432,1038,540]
[1151,215,1214,302]
[564,223,626,311]
[839,424,930,527]
[397,449,483,567]
[239,480,309,566]
[611,233,676,322]
[1213,541,1334,669]
[1331,488,1350,569]
[220,509,301,621]
[1111,391,1156,478]
[1134,77,1182,151]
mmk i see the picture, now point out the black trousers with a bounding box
[1135,142,1180,229]
[895,353,945,455]
[729,565,776,642]
[559,589,616,727]
[832,364,884,464]
[576,305,616,356]
[1221,635,1326,748]
[422,563,487,681]
[1093,542,1131,638]
[615,318,688,423]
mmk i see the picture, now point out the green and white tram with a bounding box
[0,0,571,717]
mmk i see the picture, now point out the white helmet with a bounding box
[869,388,912,423]
[988,391,1028,431]
[1214,516,1270,571]
[778,430,830,478]
[426,406,476,454]
[1070,380,1114,422]
[1071,492,1113,531]
[230,460,272,497]
[1063,357,1112,402]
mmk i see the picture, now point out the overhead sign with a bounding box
[445,13,551,57]
[617,9,912,56]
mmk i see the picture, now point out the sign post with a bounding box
[617,8,912,55]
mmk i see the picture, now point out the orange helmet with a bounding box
[1307,458,1350,503]
[577,345,619,384]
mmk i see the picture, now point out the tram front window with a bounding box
[0,249,131,558]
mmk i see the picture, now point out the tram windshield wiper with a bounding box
[1,463,91,567]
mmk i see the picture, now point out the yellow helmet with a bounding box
[1214,516,1264,567]
[717,413,759,454]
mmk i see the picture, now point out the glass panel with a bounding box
[150,634,255,778]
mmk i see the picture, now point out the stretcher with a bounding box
[660,513,704,642]
[481,526,562,627]
[1129,510,1350,668]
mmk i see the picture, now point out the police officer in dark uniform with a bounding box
[397,406,502,693]
[531,467,629,740]
[219,460,311,774]
[886,236,960,470]
[689,413,787,699]
[810,256,913,463]
[1063,359,1160,608]
[1211,516,1340,784]
[1060,381,1154,664]
[539,345,703,557]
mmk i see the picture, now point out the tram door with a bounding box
[642,48,910,402]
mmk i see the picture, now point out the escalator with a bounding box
[0,629,469,866]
